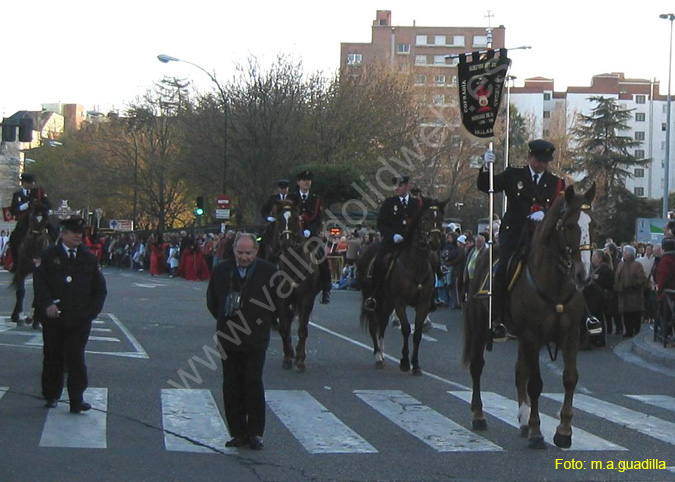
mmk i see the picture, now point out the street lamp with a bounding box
[157,54,229,195]
[661,13,675,219]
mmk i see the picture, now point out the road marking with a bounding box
[450,391,625,451]
[89,336,121,343]
[104,313,149,359]
[431,322,448,332]
[625,394,675,413]
[91,328,112,333]
[0,387,7,401]
[161,389,228,454]
[132,283,166,288]
[266,390,377,454]
[39,388,108,449]
[0,319,15,333]
[545,393,675,446]
[355,389,502,452]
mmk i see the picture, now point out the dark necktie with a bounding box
[533,173,539,185]
[69,249,76,260]
[238,267,246,279]
[401,198,407,208]
[302,194,307,201]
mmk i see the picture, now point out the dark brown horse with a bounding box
[357,197,447,375]
[463,183,595,449]
[266,199,321,372]
[10,201,54,328]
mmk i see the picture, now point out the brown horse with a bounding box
[268,199,321,372]
[10,201,54,328]
[357,197,447,375]
[463,183,595,449]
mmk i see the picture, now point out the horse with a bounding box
[463,183,595,449]
[356,197,447,375]
[10,201,54,328]
[267,199,322,372]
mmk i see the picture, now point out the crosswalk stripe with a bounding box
[355,390,502,452]
[0,387,7,400]
[161,389,228,453]
[266,390,377,454]
[625,395,675,413]
[450,391,626,451]
[544,393,675,446]
[39,388,108,449]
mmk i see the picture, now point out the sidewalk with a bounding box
[629,325,675,369]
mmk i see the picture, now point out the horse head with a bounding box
[539,183,596,289]
[28,201,50,233]
[409,197,448,251]
[273,199,303,248]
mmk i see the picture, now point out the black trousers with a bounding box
[493,230,520,317]
[41,319,92,403]
[221,348,267,439]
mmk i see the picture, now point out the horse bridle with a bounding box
[417,205,443,249]
[277,206,300,244]
[554,203,593,274]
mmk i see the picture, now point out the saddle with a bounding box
[476,256,524,298]
[366,252,397,280]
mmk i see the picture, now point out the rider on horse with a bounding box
[364,174,420,312]
[8,173,57,272]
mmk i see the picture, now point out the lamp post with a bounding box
[157,54,229,195]
[661,13,675,219]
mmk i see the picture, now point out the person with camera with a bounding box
[33,216,107,413]
[206,233,280,450]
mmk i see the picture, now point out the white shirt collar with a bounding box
[399,194,409,203]
[528,166,542,181]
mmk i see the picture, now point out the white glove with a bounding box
[266,216,276,222]
[528,211,545,222]
[393,234,404,243]
[484,149,495,163]
[303,229,311,238]
[19,202,29,211]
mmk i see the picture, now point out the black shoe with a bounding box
[44,399,57,409]
[225,436,249,448]
[364,297,376,312]
[491,323,509,342]
[249,435,264,450]
[69,401,92,413]
[320,291,330,304]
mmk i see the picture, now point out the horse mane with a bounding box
[531,192,567,246]
[403,197,438,243]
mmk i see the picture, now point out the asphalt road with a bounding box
[1,266,675,482]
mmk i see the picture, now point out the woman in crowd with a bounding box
[615,245,646,338]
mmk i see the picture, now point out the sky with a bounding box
[2,0,675,118]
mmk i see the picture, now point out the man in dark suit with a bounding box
[364,174,420,311]
[477,139,565,334]
[207,233,280,450]
[8,173,55,271]
[288,170,331,304]
[33,216,107,413]
[260,179,290,221]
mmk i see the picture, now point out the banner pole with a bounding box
[487,141,494,334]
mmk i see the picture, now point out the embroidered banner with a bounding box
[457,49,511,138]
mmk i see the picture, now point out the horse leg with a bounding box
[467,303,489,430]
[515,343,531,437]
[278,302,295,370]
[12,277,25,326]
[396,306,411,372]
[553,325,579,449]
[369,309,384,368]
[294,298,315,373]
[521,336,545,449]
[410,305,429,376]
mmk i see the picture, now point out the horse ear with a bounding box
[438,198,450,213]
[585,182,596,203]
[564,185,575,206]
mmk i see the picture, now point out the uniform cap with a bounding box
[60,216,85,233]
[392,174,410,185]
[277,179,290,188]
[296,170,313,180]
[528,139,555,162]
[21,173,35,183]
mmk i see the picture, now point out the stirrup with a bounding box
[364,297,376,312]
[491,323,509,342]
[474,289,489,299]
[585,316,603,335]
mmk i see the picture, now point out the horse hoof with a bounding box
[282,359,293,370]
[553,432,572,449]
[375,361,384,369]
[472,419,488,431]
[295,363,306,373]
[412,367,422,376]
[399,360,410,372]
[519,426,528,438]
[528,437,547,449]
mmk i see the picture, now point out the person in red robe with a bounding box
[177,238,210,281]
[149,235,168,277]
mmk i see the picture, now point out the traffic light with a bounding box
[194,196,204,216]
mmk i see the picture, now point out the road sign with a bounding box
[109,219,134,231]
[216,195,231,208]
[215,209,231,220]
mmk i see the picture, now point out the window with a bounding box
[663,123,668,131]
[434,75,446,85]
[635,131,645,141]
[543,129,550,137]
[635,95,646,104]
[415,55,427,65]
[473,35,488,47]
[397,44,410,54]
[434,35,446,45]
[346,54,362,65]
[450,75,458,86]
[634,187,645,197]
[415,74,427,84]
[543,111,551,119]
[450,35,465,46]
[543,93,551,101]
[434,55,447,65]
[636,112,645,122]
[635,149,645,158]
[635,168,645,178]
[432,94,446,106]
[415,35,428,45]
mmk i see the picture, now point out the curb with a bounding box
[630,327,675,369]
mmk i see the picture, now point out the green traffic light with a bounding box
[194,207,204,216]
